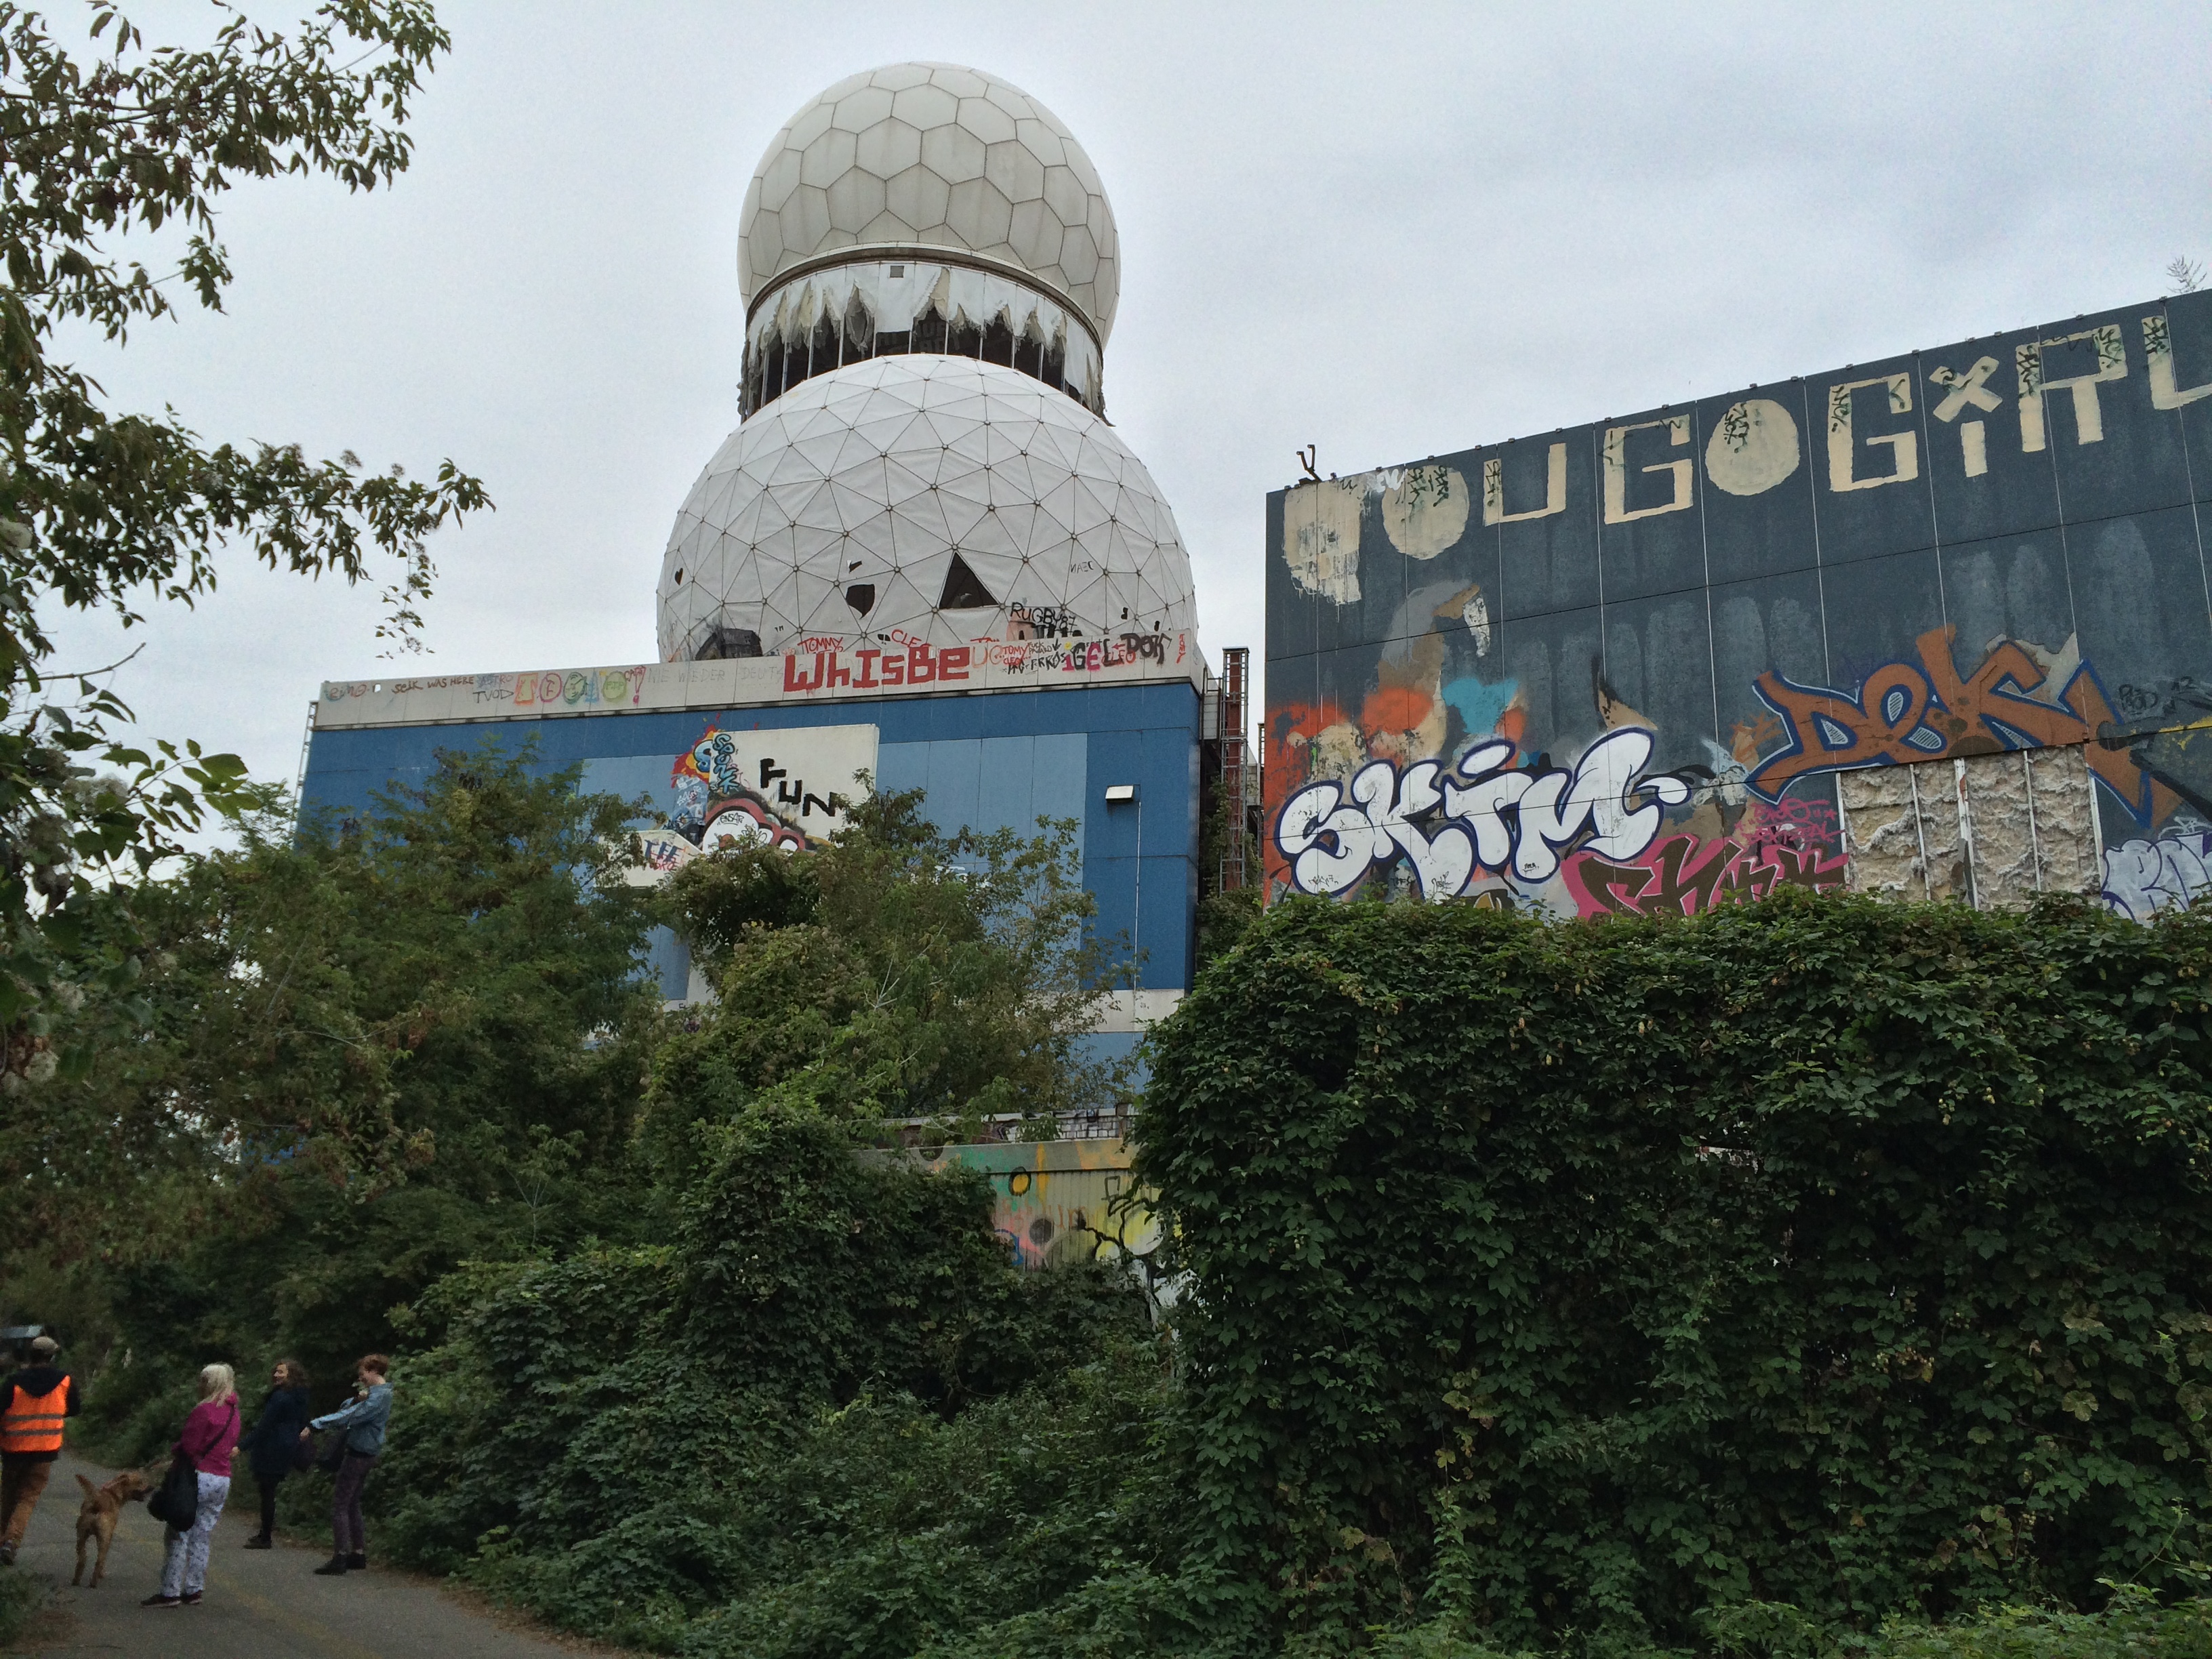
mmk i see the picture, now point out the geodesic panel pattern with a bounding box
[658,356,1195,660]
[739,62,1120,344]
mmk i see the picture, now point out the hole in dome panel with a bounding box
[938,552,998,610]
[697,627,762,660]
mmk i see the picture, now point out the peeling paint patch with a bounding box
[1377,464,1470,559]
[1840,743,2100,907]
[1463,591,1491,655]
[1282,477,1364,604]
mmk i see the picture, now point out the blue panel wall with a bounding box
[302,682,1200,994]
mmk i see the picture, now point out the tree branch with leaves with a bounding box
[0,1,488,1092]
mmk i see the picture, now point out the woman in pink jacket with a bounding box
[143,1364,241,1607]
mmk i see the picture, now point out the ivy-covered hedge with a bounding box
[1139,891,2212,1651]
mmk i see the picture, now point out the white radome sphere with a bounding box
[657,356,1195,659]
[739,62,1120,344]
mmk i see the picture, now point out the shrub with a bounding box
[1140,891,2212,1650]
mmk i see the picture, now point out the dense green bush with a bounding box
[1355,1588,2212,1658]
[369,1110,1166,1656]
[1139,890,2212,1651]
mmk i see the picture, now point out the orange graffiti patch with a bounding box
[1361,685,1435,737]
[1748,627,2179,826]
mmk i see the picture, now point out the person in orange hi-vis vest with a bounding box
[0,1334,81,1564]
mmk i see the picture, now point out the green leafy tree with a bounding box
[0,1,487,1103]
[649,791,1130,1163]
[32,742,661,1437]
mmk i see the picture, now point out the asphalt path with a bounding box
[5,1451,600,1659]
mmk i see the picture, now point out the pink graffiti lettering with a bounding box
[1565,831,1845,918]
[777,647,972,695]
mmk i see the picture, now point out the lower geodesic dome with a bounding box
[655,354,1196,661]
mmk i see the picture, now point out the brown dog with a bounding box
[72,1468,155,1588]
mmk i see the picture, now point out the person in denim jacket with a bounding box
[300,1355,391,1576]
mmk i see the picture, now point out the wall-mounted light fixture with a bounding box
[1104,783,1137,803]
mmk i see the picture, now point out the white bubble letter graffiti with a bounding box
[1277,779,1379,895]
[1580,728,1692,858]
[1442,741,1532,870]
[1378,760,1476,900]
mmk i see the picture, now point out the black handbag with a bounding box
[146,1452,197,1532]
[314,1431,347,1473]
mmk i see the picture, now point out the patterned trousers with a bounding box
[160,1473,229,1597]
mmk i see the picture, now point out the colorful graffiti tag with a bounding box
[619,726,879,887]
[1747,627,2171,825]
[2104,831,2212,921]
[1271,714,1847,916]
[665,725,870,857]
[1565,809,1845,919]
[1263,626,2211,918]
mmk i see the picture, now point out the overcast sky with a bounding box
[39,1,2212,803]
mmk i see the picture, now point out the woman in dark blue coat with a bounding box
[235,1360,311,1549]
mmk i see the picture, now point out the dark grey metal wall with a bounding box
[1263,291,2212,920]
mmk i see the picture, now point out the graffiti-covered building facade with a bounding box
[1265,291,2212,921]
[302,644,1204,1040]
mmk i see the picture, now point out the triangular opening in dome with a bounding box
[937,552,997,611]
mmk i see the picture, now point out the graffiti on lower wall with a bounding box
[1268,682,1846,918]
[1266,626,2212,922]
[1746,626,2173,823]
[2105,831,2212,920]
[916,1138,1158,1273]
